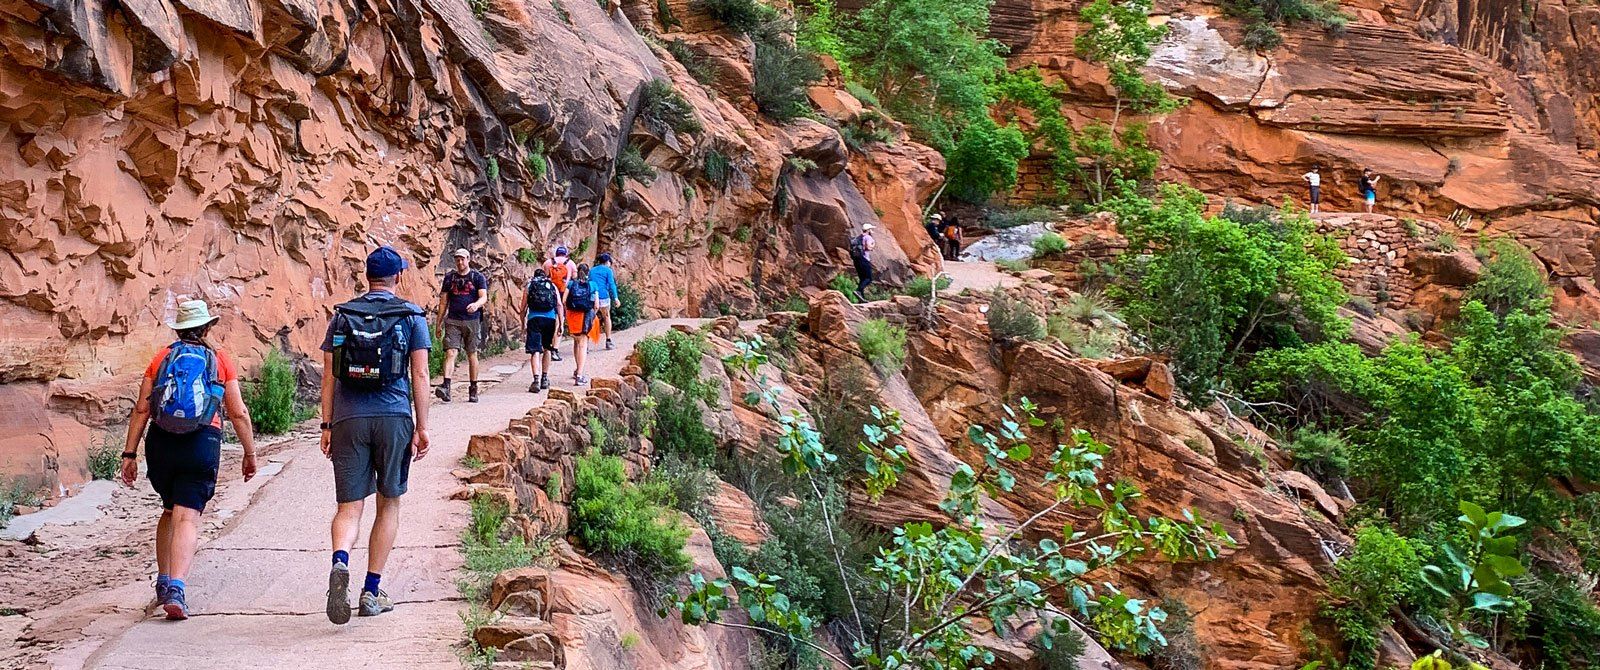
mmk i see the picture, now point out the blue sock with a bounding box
[363,572,381,596]
[169,578,185,593]
[333,550,349,567]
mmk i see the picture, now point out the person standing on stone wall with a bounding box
[320,246,431,625]
[849,224,877,302]
[1302,165,1323,214]
[435,248,488,404]
[591,252,620,351]
[1359,168,1381,214]
[120,299,259,621]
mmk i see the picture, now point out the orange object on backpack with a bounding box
[943,224,961,240]
[545,259,573,292]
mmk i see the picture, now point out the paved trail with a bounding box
[39,261,1022,669]
[68,319,707,670]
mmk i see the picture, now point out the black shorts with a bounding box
[330,416,414,503]
[1309,185,1321,204]
[146,425,223,512]
[525,316,558,353]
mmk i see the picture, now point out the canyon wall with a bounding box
[0,0,940,489]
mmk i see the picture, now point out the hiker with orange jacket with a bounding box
[542,246,578,361]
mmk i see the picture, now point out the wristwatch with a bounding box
[320,422,332,431]
[121,451,137,459]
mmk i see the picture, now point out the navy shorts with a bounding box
[525,317,557,354]
[146,425,223,512]
[330,416,414,503]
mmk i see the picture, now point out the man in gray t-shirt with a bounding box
[317,246,431,625]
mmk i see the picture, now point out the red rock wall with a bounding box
[0,0,940,489]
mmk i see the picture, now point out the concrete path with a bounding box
[67,319,708,670]
[940,260,1021,295]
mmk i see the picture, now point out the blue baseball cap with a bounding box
[366,245,409,278]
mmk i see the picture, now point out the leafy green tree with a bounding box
[992,67,1078,197]
[1325,524,1427,669]
[1421,502,1527,648]
[1462,238,1548,319]
[1108,185,1348,403]
[943,116,1030,202]
[1074,0,1179,200]
[670,399,1231,667]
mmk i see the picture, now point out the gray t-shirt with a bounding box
[321,291,431,424]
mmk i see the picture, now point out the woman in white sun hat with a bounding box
[119,299,258,621]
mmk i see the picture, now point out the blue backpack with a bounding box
[149,342,223,434]
[566,280,594,312]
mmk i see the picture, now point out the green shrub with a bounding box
[708,233,727,259]
[844,81,880,108]
[1287,429,1349,486]
[462,492,542,585]
[615,144,657,185]
[1224,0,1347,51]
[644,453,718,522]
[857,318,908,374]
[1525,571,1600,670]
[1324,524,1425,670]
[753,39,823,121]
[665,39,716,85]
[700,0,779,35]
[1463,238,1547,318]
[545,471,562,502]
[1031,232,1069,258]
[1430,232,1458,252]
[87,430,121,481]
[1149,598,1205,670]
[840,111,895,151]
[652,389,720,465]
[0,478,42,529]
[523,138,548,181]
[986,288,1045,342]
[571,450,692,589]
[995,258,1030,272]
[900,274,952,299]
[829,273,861,302]
[639,79,703,136]
[702,149,733,189]
[945,116,1030,204]
[516,247,540,264]
[613,281,644,330]
[637,329,707,393]
[245,349,306,435]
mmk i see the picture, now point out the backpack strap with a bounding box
[337,295,423,318]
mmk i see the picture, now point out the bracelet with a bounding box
[121,451,137,459]
[320,422,332,430]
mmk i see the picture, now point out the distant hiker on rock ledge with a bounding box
[1302,165,1323,214]
[1359,168,1382,214]
[850,223,877,302]
[435,248,487,404]
[120,299,258,621]
[320,245,432,625]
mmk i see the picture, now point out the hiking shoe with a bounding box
[574,375,589,385]
[605,339,615,351]
[435,380,452,403]
[161,587,189,621]
[550,349,562,361]
[539,375,550,390]
[468,382,479,403]
[327,561,351,625]
[358,589,395,617]
[155,580,168,606]
[528,380,540,393]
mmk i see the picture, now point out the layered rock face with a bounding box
[0,0,940,488]
[1002,0,1600,285]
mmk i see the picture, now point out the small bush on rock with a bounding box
[245,348,306,435]
[639,79,703,136]
[1032,232,1069,258]
[571,450,692,591]
[857,318,908,374]
[986,288,1045,342]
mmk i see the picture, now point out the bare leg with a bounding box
[156,509,173,577]
[598,307,612,340]
[166,506,203,580]
[442,348,459,381]
[367,495,402,575]
[331,499,364,554]
[573,334,588,379]
[466,352,479,382]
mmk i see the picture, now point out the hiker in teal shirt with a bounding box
[591,253,621,351]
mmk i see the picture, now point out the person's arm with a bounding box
[517,284,528,322]
[409,348,430,461]
[120,375,155,486]
[222,379,258,481]
[607,271,619,301]
[469,287,488,313]
[437,277,450,320]
[320,351,335,458]
[1372,175,1381,186]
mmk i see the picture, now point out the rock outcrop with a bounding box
[0,0,941,489]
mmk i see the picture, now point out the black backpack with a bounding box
[527,276,559,313]
[849,234,868,260]
[566,280,594,312]
[330,296,423,390]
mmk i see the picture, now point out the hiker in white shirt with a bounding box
[1302,166,1322,214]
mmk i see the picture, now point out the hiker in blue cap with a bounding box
[319,245,431,624]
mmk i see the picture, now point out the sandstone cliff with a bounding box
[0,0,941,489]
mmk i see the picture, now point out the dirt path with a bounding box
[939,260,1021,295]
[13,319,707,670]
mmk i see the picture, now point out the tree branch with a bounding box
[704,620,855,668]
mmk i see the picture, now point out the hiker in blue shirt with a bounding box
[591,253,620,351]
[319,246,431,625]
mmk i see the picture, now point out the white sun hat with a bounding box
[167,299,220,330]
